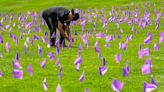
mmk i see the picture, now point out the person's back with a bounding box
[43,7,69,20]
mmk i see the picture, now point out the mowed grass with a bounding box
[0,0,164,92]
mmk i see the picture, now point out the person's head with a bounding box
[68,9,79,21]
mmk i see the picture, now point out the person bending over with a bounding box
[42,7,79,47]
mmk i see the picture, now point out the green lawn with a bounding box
[0,0,164,92]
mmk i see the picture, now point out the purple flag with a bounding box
[99,66,108,76]
[78,43,83,52]
[24,42,28,54]
[74,56,82,65]
[5,42,10,52]
[118,34,121,39]
[18,12,22,21]
[155,11,162,23]
[47,52,54,61]
[33,35,39,40]
[84,88,90,92]
[0,53,2,58]
[139,48,150,59]
[79,71,85,82]
[142,64,151,75]
[154,43,159,51]
[55,58,60,66]
[13,23,16,27]
[106,35,113,42]
[144,58,152,67]
[68,41,72,48]
[43,78,48,91]
[15,51,19,62]
[74,31,78,36]
[56,83,62,92]
[115,54,122,63]
[82,34,87,44]
[58,66,62,80]
[143,48,150,56]
[155,23,160,31]
[144,36,152,44]
[96,33,105,38]
[120,28,124,33]
[102,57,106,66]
[151,76,158,87]
[13,69,23,79]
[38,45,42,57]
[61,40,65,49]
[125,35,130,44]
[13,35,18,46]
[121,43,127,50]
[74,56,82,71]
[87,29,91,36]
[0,22,3,27]
[26,37,30,43]
[86,40,90,49]
[51,32,56,38]
[6,24,10,29]
[40,59,46,69]
[47,41,52,48]
[112,79,124,92]
[94,41,101,58]
[123,61,130,77]
[138,49,144,59]
[27,64,33,76]
[25,22,32,29]
[0,71,3,77]
[159,32,164,43]
[10,32,13,38]
[44,32,49,41]
[12,60,22,69]
[132,26,138,34]
[105,43,110,48]
[31,35,39,45]
[81,19,86,31]
[41,37,46,43]
[76,63,81,72]
[56,47,60,55]
[144,80,157,92]
[0,34,4,44]
[10,13,14,22]
[129,34,133,41]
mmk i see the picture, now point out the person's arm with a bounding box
[65,25,74,42]
[65,25,70,37]
[65,21,71,36]
[58,20,69,41]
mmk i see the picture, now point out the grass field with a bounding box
[0,0,164,92]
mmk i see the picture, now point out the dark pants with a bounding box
[42,12,65,46]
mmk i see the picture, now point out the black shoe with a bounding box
[50,44,56,48]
